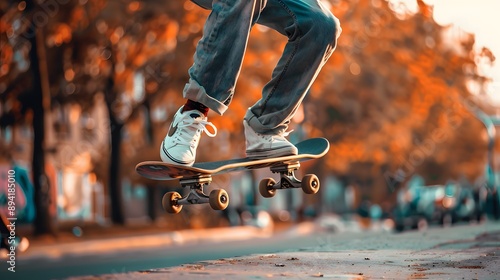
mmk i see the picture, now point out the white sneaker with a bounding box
[244,120,298,158]
[160,107,217,166]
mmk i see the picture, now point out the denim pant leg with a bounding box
[183,0,266,115]
[244,0,341,135]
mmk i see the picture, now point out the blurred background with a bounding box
[1,0,500,247]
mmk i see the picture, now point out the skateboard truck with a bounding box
[162,175,229,214]
[162,162,321,213]
[258,161,320,198]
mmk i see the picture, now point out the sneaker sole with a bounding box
[246,146,298,159]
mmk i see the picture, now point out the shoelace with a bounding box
[175,117,217,147]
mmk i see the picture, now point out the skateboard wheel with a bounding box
[259,178,277,198]
[301,174,320,194]
[162,192,183,214]
[209,189,229,211]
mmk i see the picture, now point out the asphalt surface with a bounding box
[68,221,500,280]
[2,218,500,280]
[1,222,324,279]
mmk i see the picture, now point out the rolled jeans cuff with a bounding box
[183,78,229,115]
[244,108,285,135]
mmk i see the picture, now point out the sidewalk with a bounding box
[66,221,500,280]
[17,223,278,260]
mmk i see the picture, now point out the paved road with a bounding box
[124,223,500,280]
[2,223,327,280]
[2,220,500,280]
[71,221,500,280]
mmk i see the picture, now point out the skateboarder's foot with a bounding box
[160,106,217,166]
[244,120,298,158]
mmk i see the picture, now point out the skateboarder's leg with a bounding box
[183,0,265,115]
[161,0,265,165]
[245,0,341,135]
[161,0,341,163]
[243,0,340,158]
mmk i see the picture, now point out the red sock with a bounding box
[182,100,209,116]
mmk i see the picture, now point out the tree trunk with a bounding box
[26,0,56,236]
[143,100,156,221]
[143,100,154,145]
[107,106,125,225]
[147,186,157,222]
[104,67,125,224]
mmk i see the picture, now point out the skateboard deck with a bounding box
[135,138,329,214]
[136,137,329,180]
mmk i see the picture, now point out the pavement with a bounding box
[16,224,276,260]
[4,217,500,279]
[53,218,500,280]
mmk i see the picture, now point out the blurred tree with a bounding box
[63,0,197,224]
[25,0,56,235]
[1,0,200,225]
[0,0,58,235]
[304,0,493,202]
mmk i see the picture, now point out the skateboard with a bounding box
[135,138,329,214]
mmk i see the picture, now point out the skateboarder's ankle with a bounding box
[182,100,209,116]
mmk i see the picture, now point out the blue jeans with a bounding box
[184,0,341,135]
